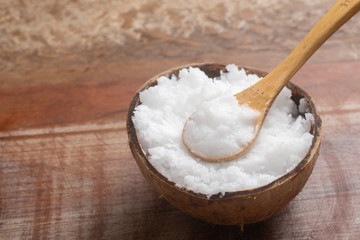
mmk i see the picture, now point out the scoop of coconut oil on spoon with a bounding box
[182,0,360,162]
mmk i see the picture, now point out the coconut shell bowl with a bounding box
[126,63,322,226]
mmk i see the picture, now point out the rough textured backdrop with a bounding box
[1,0,359,86]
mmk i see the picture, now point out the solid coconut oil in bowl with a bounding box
[127,63,321,225]
[126,0,360,225]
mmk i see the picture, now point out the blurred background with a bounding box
[1,0,359,88]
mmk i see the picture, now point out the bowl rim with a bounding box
[127,63,322,200]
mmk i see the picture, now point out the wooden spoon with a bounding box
[183,0,360,162]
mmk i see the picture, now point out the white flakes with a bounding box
[133,65,313,197]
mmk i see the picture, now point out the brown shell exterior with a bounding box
[127,63,322,225]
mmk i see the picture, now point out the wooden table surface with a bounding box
[1,0,360,239]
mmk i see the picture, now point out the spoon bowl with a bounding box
[127,63,322,226]
[182,0,359,161]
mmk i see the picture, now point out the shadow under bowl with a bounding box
[127,63,322,226]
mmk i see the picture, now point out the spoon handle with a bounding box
[259,0,360,95]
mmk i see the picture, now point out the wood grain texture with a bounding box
[1,61,360,239]
[1,0,360,239]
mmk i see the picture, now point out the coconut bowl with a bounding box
[126,63,322,226]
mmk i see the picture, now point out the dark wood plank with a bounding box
[0,80,131,131]
[1,61,360,239]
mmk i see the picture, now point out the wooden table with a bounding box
[1,1,360,239]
